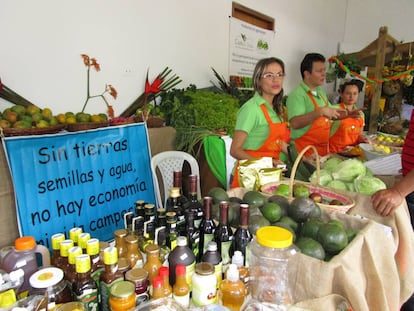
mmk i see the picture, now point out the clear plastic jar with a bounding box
[245,226,299,310]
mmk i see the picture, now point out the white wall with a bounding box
[1,0,411,116]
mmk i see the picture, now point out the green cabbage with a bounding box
[323,157,343,172]
[326,179,348,191]
[354,176,387,195]
[309,169,332,186]
[331,158,367,182]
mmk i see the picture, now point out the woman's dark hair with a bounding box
[252,57,285,119]
[339,79,364,93]
[300,53,325,79]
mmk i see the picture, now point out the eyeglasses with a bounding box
[262,72,286,79]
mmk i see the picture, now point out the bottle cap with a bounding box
[175,264,186,276]
[75,254,91,273]
[86,238,100,256]
[152,275,163,289]
[176,236,187,246]
[14,236,36,251]
[231,251,244,267]
[110,280,135,298]
[226,264,239,282]
[51,233,65,250]
[103,246,118,265]
[159,266,169,278]
[206,241,218,252]
[256,226,293,248]
[29,267,64,288]
[59,239,74,257]
[68,246,83,265]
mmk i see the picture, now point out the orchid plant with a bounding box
[80,54,117,117]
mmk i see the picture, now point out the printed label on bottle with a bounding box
[221,241,232,271]
[245,244,251,267]
[214,262,223,287]
[192,279,216,306]
[173,293,190,308]
[76,289,99,311]
[202,233,214,254]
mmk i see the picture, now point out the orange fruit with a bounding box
[56,113,67,124]
[66,116,77,124]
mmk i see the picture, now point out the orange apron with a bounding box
[230,104,287,188]
[294,92,330,156]
[329,103,364,153]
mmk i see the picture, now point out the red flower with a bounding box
[145,70,163,95]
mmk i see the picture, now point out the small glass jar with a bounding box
[29,267,72,309]
[191,262,217,307]
[55,301,86,311]
[125,268,149,305]
[109,280,137,311]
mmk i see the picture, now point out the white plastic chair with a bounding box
[151,151,201,208]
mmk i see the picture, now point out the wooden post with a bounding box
[368,26,388,134]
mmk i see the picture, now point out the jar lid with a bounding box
[256,226,293,248]
[110,281,135,298]
[195,262,214,275]
[125,268,148,282]
[29,267,64,289]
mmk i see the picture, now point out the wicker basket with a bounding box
[1,124,66,137]
[66,121,108,132]
[262,145,355,214]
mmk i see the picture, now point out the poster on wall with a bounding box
[229,17,275,88]
[2,123,156,247]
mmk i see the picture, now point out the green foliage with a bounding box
[158,85,240,155]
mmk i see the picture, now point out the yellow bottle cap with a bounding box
[256,226,293,248]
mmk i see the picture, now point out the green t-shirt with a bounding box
[286,82,332,140]
[235,92,283,150]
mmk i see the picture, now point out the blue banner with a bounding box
[2,123,156,247]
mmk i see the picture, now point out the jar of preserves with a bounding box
[29,267,72,310]
[109,280,137,311]
[125,268,149,305]
[191,262,217,307]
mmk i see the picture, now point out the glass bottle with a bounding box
[183,210,200,259]
[133,216,146,253]
[69,227,83,246]
[151,275,165,299]
[198,196,216,261]
[124,211,134,235]
[66,246,83,284]
[166,211,178,251]
[86,238,104,285]
[172,264,190,308]
[231,251,250,294]
[78,232,91,254]
[142,244,162,284]
[50,233,65,268]
[214,201,234,272]
[219,263,246,311]
[155,208,169,263]
[99,246,125,311]
[72,254,99,311]
[143,203,156,250]
[117,257,131,277]
[135,200,146,218]
[201,241,223,288]
[125,234,144,269]
[58,239,74,276]
[229,203,252,265]
[159,266,173,298]
[187,174,203,229]
[168,236,196,287]
[173,170,188,207]
[166,187,185,231]
[114,229,128,259]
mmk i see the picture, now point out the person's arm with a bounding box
[230,130,255,160]
[371,169,414,216]
[290,107,340,129]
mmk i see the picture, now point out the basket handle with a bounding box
[289,145,321,199]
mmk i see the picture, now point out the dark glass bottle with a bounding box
[155,208,168,264]
[99,246,125,311]
[186,175,203,229]
[143,203,156,250]
[166,211,178,252]
[72,254,99,311]
[198,196,216,262]
[173,170,188,207]
[183,210,200,259]
[168,236,196,287]
[135,200,146,217]
[124,211,134,235]
[214,201,234,272]
[229,203,252,265]
[166,187,185,231]
[133,216,146,253]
